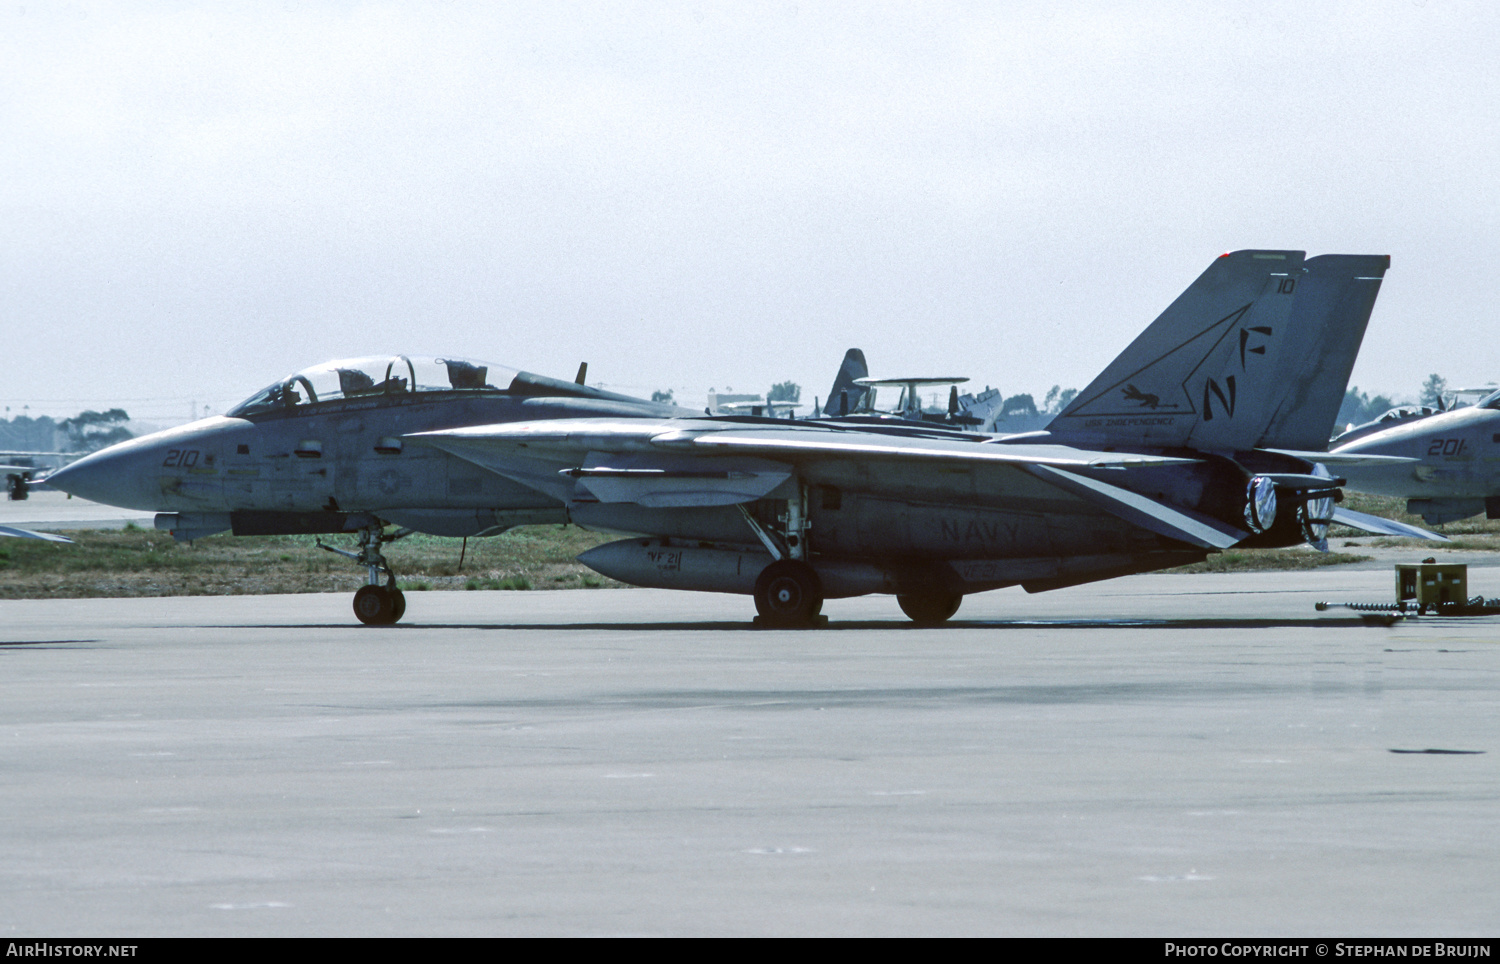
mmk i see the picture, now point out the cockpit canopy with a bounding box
[229,356,520,416]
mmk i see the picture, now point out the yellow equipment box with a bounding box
[1395,562,1467,611]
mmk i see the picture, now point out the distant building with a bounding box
[706,390,763,415]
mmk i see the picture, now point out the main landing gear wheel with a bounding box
[754,560,824,627]
[897,591,962,625]
[353,584,406,626]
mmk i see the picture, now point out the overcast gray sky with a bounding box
[3,1,1496,421]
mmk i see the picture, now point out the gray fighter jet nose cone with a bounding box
[46,451,120,505]
[46,445,159,510]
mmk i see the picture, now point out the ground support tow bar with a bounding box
[1315,562,1500,624]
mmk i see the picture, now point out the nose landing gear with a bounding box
[319,523,410,625]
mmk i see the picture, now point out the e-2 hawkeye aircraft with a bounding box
[410,250,1439,626]
[817,349,1004,430]
[45,357,684,621]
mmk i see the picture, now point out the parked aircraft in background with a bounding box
[414,250,1436,626]
[2,452,77,539]
[716,400,801,418]
[1332,404,1448,447]
[820,348,871,417]
[3,451,73,500]
[3,461,37,501]
[818,349,1004,430]
[1332,387,1500,524]
[1330,386,1497,448]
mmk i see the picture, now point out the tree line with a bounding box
[0,409,133,454]
[649,371,1472,429]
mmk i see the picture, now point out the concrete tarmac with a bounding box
[1,567,1497,936]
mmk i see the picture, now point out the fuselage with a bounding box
[47,355,681,538]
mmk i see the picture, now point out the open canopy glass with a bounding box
[229,356,519,416]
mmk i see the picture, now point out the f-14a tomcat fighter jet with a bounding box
[47,251,1435,628]
[47,356,683,622]
[411,250,1439,626]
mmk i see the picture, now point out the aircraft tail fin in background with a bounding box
[822,348,870,417]
[1046,250,1388,451]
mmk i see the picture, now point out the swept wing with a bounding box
[411,417,1232,549]
[414,417,1195,471]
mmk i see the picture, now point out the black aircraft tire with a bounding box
[390,588,407,623]
[354,585,397,626]
[897,591,962,625]
[754,560,824,627]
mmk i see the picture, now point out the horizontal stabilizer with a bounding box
[1330,507,1450,541]
[1025,464,1247,549]
[1259,448,1416,467]
[0,524,71,543]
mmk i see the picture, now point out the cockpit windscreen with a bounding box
[228,356,518,416]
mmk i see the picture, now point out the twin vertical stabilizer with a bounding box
[1047,250,1388,451]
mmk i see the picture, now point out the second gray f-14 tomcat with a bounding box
[414,250,1438,626]
[1330,387,1500,524]
[46,357,685,622]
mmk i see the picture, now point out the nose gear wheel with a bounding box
[319,522,412,625]
[353,584,406,626]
